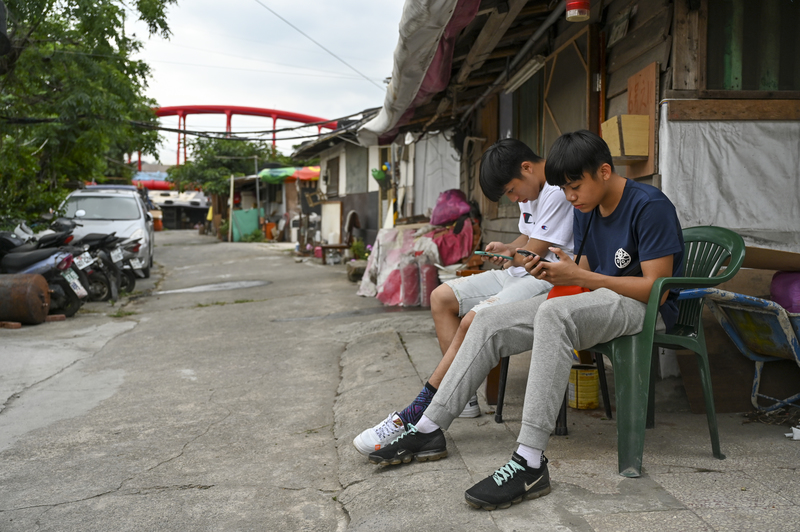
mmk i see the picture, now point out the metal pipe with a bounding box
[460,1,566,125]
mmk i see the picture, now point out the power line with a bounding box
[174,26,370,63]
[144,42,373,78]
[252,0,385,92]
[53,49,378,81]
[148,59,372,80]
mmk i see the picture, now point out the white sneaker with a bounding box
[459,395,481,418]
[353,412,406,455]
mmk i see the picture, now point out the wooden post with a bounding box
[672,0,700,91]
[723,0,743,90]
[759,1,780,91]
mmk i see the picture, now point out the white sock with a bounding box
[516,444,542,469]
[414,415,440,434]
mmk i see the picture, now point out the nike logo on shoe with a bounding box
[524,478,542,491]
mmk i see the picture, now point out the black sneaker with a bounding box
[367,423,447,466]
[465,453,551,510]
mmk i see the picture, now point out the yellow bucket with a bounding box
[568,364,599,409]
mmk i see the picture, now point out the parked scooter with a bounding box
[0,233,83,317]
[69,232,124,302]
[12,219,123,302]
[11,221,93,297]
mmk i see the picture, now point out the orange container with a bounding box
[264,222,277,240]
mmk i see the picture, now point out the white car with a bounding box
[63,187,155,277]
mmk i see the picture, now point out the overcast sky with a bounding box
[129,0,405,166]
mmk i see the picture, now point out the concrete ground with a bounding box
[0,230,797,531]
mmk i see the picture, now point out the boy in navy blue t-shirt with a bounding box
[367,130,685,511]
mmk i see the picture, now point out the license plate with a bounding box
[110,247,124,263]
[74,252,94,270]
[62,269,88,298]
[129,258,143,269]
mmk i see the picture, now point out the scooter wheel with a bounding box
[61,286,82,318]
[120,270,136,293]
[49,277,82,318]
[87,271,112,301]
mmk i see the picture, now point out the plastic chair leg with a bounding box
[494,357,510,423]
[695,346,725,460]
[646,346,657,429]
[609,335,651,477]
[594,352,613,419]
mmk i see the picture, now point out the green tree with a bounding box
[0,0,176,224]
[167,137,316,196]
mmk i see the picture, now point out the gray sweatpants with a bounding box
[423,288,664,451]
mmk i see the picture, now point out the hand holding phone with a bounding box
[516,249,550,262]
[475,250,514,261]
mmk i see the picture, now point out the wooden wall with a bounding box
[463,0,680,249]
[467,94,525,250]
[602,0,675,184]
[604,0,674,117]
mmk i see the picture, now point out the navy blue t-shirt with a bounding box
[573,179,684,332]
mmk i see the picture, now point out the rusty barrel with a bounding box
[0,274,51,324]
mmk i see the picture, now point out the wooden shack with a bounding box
[358,0,800,412]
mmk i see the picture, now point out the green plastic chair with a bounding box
[589,226,746,477]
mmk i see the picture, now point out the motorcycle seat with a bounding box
[38,232,70,247]
[1,248,61,272]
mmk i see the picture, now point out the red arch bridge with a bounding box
[142,105,338,167]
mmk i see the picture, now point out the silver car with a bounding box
[63,187,155,277]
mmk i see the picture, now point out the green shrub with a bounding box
[241,229,265,242]
[350,238,369,260]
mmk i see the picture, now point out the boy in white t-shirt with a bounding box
[353,138,574,455]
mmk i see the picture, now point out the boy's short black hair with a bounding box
[479,138,543,202]
[544,130,615,187]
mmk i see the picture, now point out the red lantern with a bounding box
[566,1,591,22]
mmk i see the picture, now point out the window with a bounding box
[65,196,141,220]
[513,70,544,156]
[326,156,339,197]
[705,0,800,92]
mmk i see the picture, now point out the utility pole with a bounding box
[228,174,234,242]
[254,155,262,228]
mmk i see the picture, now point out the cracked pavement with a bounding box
[0,230,370,531]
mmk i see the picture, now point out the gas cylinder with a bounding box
[0,274,51,324]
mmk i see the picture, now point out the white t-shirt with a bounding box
[507,182,574,278]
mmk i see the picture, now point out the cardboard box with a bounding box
[742,247,800,272]
[601,114,650,162]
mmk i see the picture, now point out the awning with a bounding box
[356,0,480,146]
[356,0,566,143]
[258,166,320,184]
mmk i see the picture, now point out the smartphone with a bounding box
[475,250,514,261]
[516,249,550,262]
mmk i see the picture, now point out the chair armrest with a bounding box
[640,276,736,331]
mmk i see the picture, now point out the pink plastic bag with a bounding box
[419,260,439,307]
[771,271,800,313]
[430,189,471,226]
[400,257,420,307]
[428,220,474,266]
[377,269,402,306]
